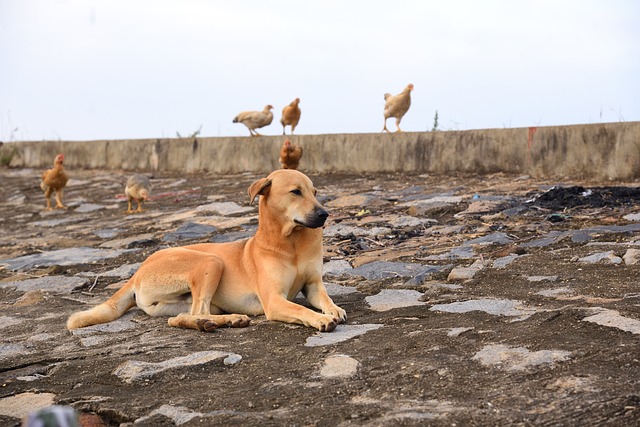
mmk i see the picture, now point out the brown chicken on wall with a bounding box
[40,153,69,210]
[280,98,301,135]
[382,83,414,132]
[125,174,151,214]
[233,105,274,136]
[279,139,303,170]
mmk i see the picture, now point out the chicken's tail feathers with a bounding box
[66,280,137,330]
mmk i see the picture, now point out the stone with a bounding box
[323,259,353,276]
[623,248,640,265]
[0,247,135,271]
[582,308,640,334]
[365,289,425,311]
[163,222,217,242]
[80,263,141,279]
[447,327,474,337]
[578,251,623,264]
[430,298,539,320]
[323,224,391,238]
[0,316,22,329]
[326,194,376,208]
[305,324,384,347]
[113,350,241,383]
[447,259,485,281]
[536,287,573,297]
[136,404,203,426]
[320,354,360,378]
[196,201,254,216]
[527,275,559,282]
[0,392,57,419]
[347,261,443,281]
[492,254,520,269]
[74,203,106,213]
[99,233,156,249]
[324,282,357,296]
[0,276,88,294]
[472,344,571,371]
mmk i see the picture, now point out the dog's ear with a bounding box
[248,178,272,205]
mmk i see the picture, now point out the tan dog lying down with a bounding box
[67,169,346,332]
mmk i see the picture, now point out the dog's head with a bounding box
[248,169,328,230]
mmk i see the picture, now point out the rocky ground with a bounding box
[0,167,639,426]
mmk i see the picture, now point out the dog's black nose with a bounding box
[316,208,329,220]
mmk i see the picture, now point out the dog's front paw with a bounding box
[313,314,338,332]
[324,305,347,324]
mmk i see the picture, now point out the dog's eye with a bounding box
[290,189,302,196]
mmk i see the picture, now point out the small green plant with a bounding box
[176,124,202,138]
[431,110,439,131]
[0,147,17,167]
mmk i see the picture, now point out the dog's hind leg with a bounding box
[166,254,251,332]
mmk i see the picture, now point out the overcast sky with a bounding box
[1,1,638,141]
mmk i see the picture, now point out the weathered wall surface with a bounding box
[2,122,639,180]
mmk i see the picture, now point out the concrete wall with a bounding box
[2,121,639,180]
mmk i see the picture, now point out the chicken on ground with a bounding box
[40,153,69,211]
[125,174,151,214]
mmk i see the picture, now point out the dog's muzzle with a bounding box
[297,207,329,229]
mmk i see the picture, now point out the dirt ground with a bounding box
[1,167,639,426]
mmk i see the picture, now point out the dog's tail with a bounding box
[66,280,137,330]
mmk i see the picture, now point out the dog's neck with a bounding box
[255,199,322,250]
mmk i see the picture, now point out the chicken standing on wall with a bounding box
[232,105,274,137]
[40,153,69,211]
[382,83,414,133]
[279,139,303,170]
[125,174,151,214]
[280,98,301,135]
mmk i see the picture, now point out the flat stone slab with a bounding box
[365,289,425,311]
[113,350,242,383]
[324,282,358,296]
[492,254,521,269]
[0,316,22,330]
[136,404,204,426]
[0,392,56,419]
[323,224,391,238]
[0,247,135,271]
[74,203,106,213]
[430,298,539,320]
[80,262,141,279]
[323,259,353,276]
[536,287,573,297]
[472,344,571,371]
[320,354,360,378]
[305,324,384,347]
[326,194,377,208]
[527,275,559,282]
[447,259,485,281]
[99,233,156,249]
[582,308,640,334]
[346,261,445,281]
[578,251,623,264]
[196,201,254,216]
[163,222,218,242]
[0,276,89,294]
